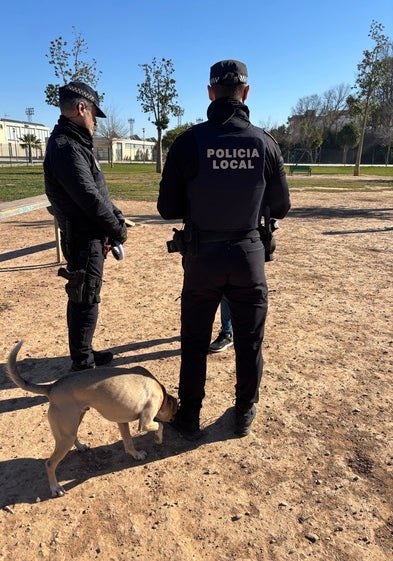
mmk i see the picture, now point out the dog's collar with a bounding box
[159,384,167,411]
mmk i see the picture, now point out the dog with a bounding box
[6,341,178,498]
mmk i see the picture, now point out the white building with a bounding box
[0,118,156,164]
[0,118,50,163]
[93,134,156,163]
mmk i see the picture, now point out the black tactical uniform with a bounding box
[157,60,290,438]
[44,82,127,370]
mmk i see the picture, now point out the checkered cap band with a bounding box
[63,84,96,104]
[210,74,248,85]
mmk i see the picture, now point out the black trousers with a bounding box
[61,238,105,368]
[179,237,268,408]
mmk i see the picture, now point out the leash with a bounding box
[158,384,167,411]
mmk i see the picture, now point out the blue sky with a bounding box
[1,0,392,138]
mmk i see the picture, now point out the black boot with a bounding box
[234,401,256,437]
[93,350,113,366]
[171,402,203,441]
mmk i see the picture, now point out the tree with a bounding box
[137,57,181,173]
[300,123,323,163]
[96,108,129,167]
[349,21,392,175]
[162,123,193,151]
[320,83,352,136]
[337,123,360,164]
[45,27,102,107]
[267,124,291,161]
[370,55,393,164]
[288,97,324,162]
[289,85,351,155]
[288,96,322,154]
[19,134,42,164]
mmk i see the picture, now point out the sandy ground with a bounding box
[0,190,392,561]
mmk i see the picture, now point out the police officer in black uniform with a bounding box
[44,82,128,371]
[157,60,290,438]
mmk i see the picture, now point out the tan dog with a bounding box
[6,341,177,498]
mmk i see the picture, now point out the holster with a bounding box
[58,268,86,304]
[58,267,102,305]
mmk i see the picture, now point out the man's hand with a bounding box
[117,223,128,244]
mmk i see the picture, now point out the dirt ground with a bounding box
[0,189,392,561]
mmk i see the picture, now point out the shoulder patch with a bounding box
[55,135,69,148]
[263,130,279,144]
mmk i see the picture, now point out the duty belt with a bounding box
[198,229,260,243]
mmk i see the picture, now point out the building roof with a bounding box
[0,117,48,128]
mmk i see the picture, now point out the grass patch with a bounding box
[0,163,391,202]
[286,165,392,191]
[102,163,160,201]
[288,176,392,192]
[285,165,392,176]
[0,163,160,202]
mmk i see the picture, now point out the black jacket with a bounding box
[157,98,290,226]
[44,116,124,241]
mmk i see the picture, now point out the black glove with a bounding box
[117,222,128,244]
[113,206,125,222]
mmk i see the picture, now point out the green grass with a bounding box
[101,163,160,201]
[286,165,392,176]
[0,163,391,202]
[0,163,160,202]
[285,165,392,192]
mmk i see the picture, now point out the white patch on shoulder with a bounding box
[94,157,102,171]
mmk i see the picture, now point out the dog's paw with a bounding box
[51,484,66,498]
[134,449,147,461]
[154,432,163,444]
[74,438,89,452]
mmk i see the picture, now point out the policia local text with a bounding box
[207,147,260,170]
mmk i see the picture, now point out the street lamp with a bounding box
[12,128,18,163]
[142,128,146,163]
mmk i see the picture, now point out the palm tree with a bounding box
[19,134,42,164]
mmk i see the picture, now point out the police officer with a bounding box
[157,60,290,438]
[44,81,128,371]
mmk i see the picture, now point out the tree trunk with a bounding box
[110,141,114,168]
[385,143,391,166]
[353,96,371,176]
[343,146,348,165]
[156,128,163,173]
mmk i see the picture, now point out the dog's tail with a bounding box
[6,341,50,398]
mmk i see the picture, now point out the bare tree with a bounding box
[321,83,352,135]
[137,57,181,173]
[45,27,102,107]
[292,94,324,118]
[96,108,128,167]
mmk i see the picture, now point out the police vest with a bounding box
[187,122,266,231]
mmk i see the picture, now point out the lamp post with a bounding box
[12,128,18,163]
[142,128,146,163]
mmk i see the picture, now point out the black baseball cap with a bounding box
[209,60,248,86]
[59,81,106,118]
